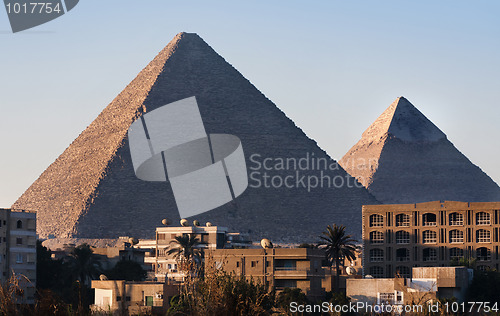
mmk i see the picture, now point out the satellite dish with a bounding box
[128,237,139,245]
[193,220,200,227]
[99,274,108,281]
[161,218,170,226]
[346,266,357,275]
[206,222,213,227]
[180,219,189,227]
[260,238,273,249]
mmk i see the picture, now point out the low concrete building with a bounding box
[93,244,146,270]
[347,266,472,310]
[207,248,325,300]
[91,280,179,315]
[411,266,472,301]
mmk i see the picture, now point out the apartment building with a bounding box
[207,248,326,300]
[152,223,251,281]
[0,208,37,304]
[0,210,8,280]
[363,201,500,278]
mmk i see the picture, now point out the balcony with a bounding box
[423,213,437,227]
[395,256,410,262]
[274,267,311,279]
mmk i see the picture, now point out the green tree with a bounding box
[319,224,358,293]
[106,259,147,281]
[450,257,476,269]
[467,270,500,304]
[276,288,308,311]
[167,234,201,263]
[67,244,102,287]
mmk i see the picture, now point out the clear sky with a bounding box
[0,1,499,207]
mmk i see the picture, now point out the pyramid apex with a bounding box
[361,97,446,142]
[176,32,200,37]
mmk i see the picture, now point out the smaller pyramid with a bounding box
[340,97,500,204]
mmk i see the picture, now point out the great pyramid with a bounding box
[13,32,377,242]
[340,96,500,204]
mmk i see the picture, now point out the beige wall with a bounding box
[92,280,179,313]
[347,278,397,305]
[208,248,325,299]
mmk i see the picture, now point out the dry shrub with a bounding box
[168,254,283,316]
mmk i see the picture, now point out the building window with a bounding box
[16,220,22,229]
[16,253,23,263]
[449,230,464,243]
[16,238,22,245]
[476,212,491,225]
[396,266,411,278]
[251,261,257,267]
[449,212,464,226]
[477,229,491,243]
[236,262,240,268]
[379,293,395,304]
[157,233,166,240]
[369,266,384,278]
[396,248,410,262]
[422,230,437,244]
[395,214,410,227]
[369,214,384,227]
[423,248,437,262]
[476,247,491,261]
[369,249,384,262]
[369,231,384,244]
[395,231,410,244]
[449,247,464,259]
[201,234,209,243]
[422,213,437,226]
[275,279,297,289]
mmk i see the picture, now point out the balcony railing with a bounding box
[477,257,491,262]
[275,267,300,271]
[396,257,410,262]
[370,257,384,262]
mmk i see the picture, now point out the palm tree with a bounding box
[319,224,358,293]
[67,244,102,286]
[167,234,201,264]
